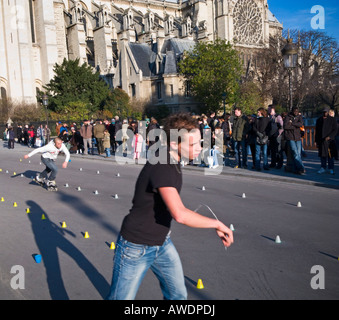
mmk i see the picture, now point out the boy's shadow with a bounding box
[26,200,110,300]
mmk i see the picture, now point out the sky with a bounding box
[268,0,339,43]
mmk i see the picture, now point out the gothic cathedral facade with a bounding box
[0,0,282,112]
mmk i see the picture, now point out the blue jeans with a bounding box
[255,142,268,169]
[106,234,187,300]
[40,156,58,181]
[287,140,305,172]
[105,148,111,157]
[321,156,334,170]
[233,140,247,167]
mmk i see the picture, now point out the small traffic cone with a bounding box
[13,172,16,175]
[65,183,69,188]
[196,279,204,289]
[114,194,119,199]
[117,173,120,177]
[297,202,302,208]
[26,208,30,213]
[84,231,90,238]
[77,186,81,191]
[97,171,100,174]
[202,186,206,191]
[110,242,115,250]
[230,224,235,231]
[94,190,99,195]
[41,214,46,220]
[242,193,246,198]
[1,197,4,202]
[275,235,282,244]
[61,221,67,228]
[13,202,18,207]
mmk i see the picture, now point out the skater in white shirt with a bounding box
[24,137,70,190]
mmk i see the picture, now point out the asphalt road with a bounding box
[0,144,338,300]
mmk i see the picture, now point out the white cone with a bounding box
[77,186,81,191]
[79,168,82,171]
[202,186,205,191]
[117,173,120,177]
[97,171,100,174]
[230,224,235,231]
[65,183,69,188]
[242,193,246,198]
[275,235,282,244]
[94,190,99,195]
[114,194,119,199]
[297,202,302,208]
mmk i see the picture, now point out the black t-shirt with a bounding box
[120,158,182,246]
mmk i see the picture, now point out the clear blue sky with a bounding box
[268,0,339,43]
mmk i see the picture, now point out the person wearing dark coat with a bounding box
[283,107,305,174]
[253,108,270,171]
[315,108,338,175]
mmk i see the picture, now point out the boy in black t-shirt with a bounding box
[106,113,234,300]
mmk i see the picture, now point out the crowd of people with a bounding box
[2,105,339,174]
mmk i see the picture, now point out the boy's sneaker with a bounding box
[317,168,326,174]
[46,180,58,191]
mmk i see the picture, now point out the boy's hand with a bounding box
[62,161,68,169]
[24,155,29,159]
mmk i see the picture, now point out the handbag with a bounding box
[256,134,268,145]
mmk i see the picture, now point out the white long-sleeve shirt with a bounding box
[27,140,70,163]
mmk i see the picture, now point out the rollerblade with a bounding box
[34,174,45,186]
[46,180,58,191]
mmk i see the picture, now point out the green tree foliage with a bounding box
[235,81,265,115]
[105,88,134,119]
[43,58,110,115]
[179,39,242,114]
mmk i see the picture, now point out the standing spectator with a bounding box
[59,123,68,135]
[23,125,29,146]
[146,117,160,149]
[27,126,35,148]
[80,120,93,155]
[268,106,284,169]
[36,124,45,146]
[44,125,51,144]
[93,119,106,155]
[253,108,270,171]
[132,130,144,162]
[114,116,122,149]
[55,122,62,136]
[231,107,249,169]
[315,107,338,175]
[17,125,23,144]
[108,119,116,153]
[7,126,15,149]
[283,107,305,175]
[103,129,111,158]
[247,114,257,169]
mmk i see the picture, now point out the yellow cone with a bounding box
[0,169,2,172]
[26,208,30,213]
[41,214,46,220]
[13,202,18,207]
[84,231,90,238]
[110,242,115,250]
[1,197,4,202]
[61,221,67,228]
[197,279,204,289]
[13,172,16,175]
